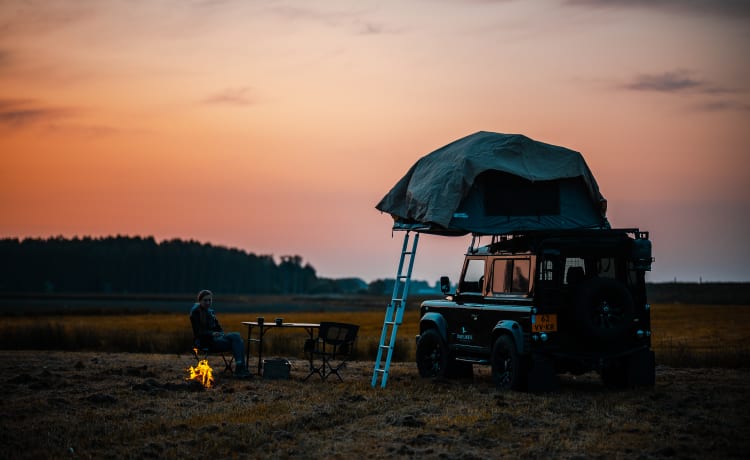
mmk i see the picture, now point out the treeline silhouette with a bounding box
[0,236,331,294]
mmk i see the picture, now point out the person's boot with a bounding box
[234,363,252,379]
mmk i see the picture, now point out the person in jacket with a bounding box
[190,289,251,378]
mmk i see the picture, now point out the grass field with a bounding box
[2,302,750,458]
[1,303,749,368]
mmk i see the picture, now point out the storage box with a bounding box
[263,358,291,380]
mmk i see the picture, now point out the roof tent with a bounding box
[376,131,609,236]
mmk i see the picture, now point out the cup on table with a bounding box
[275,318,283,326]
[257,317,264,326]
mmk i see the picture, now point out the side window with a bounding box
[492,259,509,293]
[460,259,486,293]
[564,257,586,285]
[596,257,616,279]
[492,258,531,295]
[511,259,530,293]
[539,258,554,282]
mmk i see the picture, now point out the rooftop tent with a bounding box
[376,131,610,236]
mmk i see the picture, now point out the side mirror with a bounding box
[440,276,451,294]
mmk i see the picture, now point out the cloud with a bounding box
[693,100,750,112]
[202,87,256,106]
[564,0,750,21]
[619,71,749,113]
[623,71,735,94]
[0,99,72,127]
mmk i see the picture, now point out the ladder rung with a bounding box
[379,345,391,350]
[384,321,397,325]
[374,368,386,373]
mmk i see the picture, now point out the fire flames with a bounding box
[187,350,214,388]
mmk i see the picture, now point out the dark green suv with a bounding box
[415,228,655,391]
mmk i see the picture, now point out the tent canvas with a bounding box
[376,131,609,236]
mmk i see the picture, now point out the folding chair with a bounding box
[304,322,359,381]
[191,343,234,374]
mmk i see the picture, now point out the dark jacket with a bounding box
[189,303,224,347]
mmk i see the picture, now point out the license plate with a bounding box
[532,314,557,332]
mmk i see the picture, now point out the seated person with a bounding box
[189,289,251,378]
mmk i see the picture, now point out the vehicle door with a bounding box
[449,257,487,350]
[484,256,534,345]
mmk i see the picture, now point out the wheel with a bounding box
[491,335,526,390]
[416,329,448,378]
[575,277,635,342]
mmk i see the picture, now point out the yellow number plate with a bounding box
[532,314,557,332]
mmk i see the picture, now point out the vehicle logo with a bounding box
[456,326,473,341]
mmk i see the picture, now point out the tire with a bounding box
[416,329,448,378]
[575,277,635,342]
[491,335,526,390]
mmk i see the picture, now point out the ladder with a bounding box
[372,231,419,388]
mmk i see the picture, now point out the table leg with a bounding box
[245,325,252,369]
[257,325,264,376]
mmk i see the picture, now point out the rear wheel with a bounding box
[491,335,526,390]
[416,329,448,378]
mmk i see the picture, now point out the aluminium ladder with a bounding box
[371,231,419,388]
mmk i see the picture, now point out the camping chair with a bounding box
[191,340,235,375]
[303,322,359,381]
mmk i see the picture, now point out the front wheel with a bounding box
[416,329,448,378]
[491,335,526,391]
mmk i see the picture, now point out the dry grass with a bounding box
[2,351,749,459]
[2,304,750,368]
[2,303,750,458]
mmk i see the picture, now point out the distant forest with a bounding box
[0,236,393,295]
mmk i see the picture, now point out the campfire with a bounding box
[187,349,214,388]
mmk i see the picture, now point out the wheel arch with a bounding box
[419,312,448,343]
[492,320,525,355]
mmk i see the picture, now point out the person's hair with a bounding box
[197,289,213,301]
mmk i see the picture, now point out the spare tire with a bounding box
[575,277,634,342]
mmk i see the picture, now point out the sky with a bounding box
[1,0,749,285]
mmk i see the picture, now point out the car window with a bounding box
[460,258,486,293]
[491,258,531,295]
[511,259,530,292]
[492,259,509,293]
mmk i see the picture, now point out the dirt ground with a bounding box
[1,351,748,459]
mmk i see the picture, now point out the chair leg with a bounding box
[303,358,325,381]
[193,348,233,374]
[326,361,346,382]
[220,353,234,374]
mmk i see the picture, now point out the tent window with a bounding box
[479,171,560,216]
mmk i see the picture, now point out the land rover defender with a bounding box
[415,228,655,391]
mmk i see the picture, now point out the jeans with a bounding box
[211,332,245,366]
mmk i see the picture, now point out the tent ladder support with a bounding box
[371,231,419,388]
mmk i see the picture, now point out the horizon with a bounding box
[3,232,747,285]
[1,1,749,284]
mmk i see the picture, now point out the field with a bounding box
[2,302,750,458]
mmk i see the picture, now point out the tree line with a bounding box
[0,236,325,295]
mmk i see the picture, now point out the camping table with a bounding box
[242,320,320,376]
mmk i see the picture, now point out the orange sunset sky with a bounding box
[1,1,749,284]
